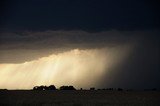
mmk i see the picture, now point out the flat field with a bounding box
[0,90,160,106]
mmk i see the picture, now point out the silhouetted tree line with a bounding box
[59,86,76,90]
[33,85,56,90]
[32,85,158,91]
[33,85,124,91]
[33,85,76,90]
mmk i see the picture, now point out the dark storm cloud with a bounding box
[0,0,160,31]
[0,30,134,63]
[0,30,133,50]
[0,30,159,63]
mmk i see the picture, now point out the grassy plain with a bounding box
[0,90,160,106]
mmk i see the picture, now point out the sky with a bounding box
[0,0,160,89]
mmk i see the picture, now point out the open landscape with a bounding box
[0,90,160,106]
[0,0,160,106]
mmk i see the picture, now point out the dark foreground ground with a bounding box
[0,90,160,106]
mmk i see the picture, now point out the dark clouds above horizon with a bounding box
[0,30,136,63]
[0,30,159,63]
[0,0,160,89]
[0,0,160,31]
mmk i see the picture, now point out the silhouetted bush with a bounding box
[117,88,123,91]
[33,85,56,90]
[59,86,76,90]
[104,88,113,90]
[90,87,95,90]
[48,85,56,90]
[33,86,44,90]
